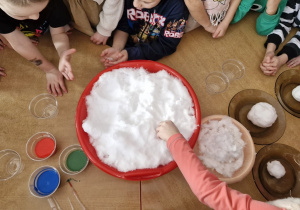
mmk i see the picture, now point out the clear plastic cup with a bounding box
[0,149,22,181]
[222,59,245,81]
[205,72,229,94]
[28,166,60,198]
[26,132,56,161]
[59,144,89,175]
[29,93,58,119]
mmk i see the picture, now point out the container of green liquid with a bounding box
[59,145,89,175]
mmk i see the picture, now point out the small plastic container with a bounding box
[28,166,60,198]
[29,93,58,119]
[0,149,22,181]
[205,71,229,94]
[59,145,89,175]
[222,59,245,81]
[26,132,56,161]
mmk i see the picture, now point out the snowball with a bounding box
[82,67,197,172]
[198,117,245,177]
[292,85,300,102]
[267,160,286,179]
[247,102,277,128]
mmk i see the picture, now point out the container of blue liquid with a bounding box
[28,166,60,198]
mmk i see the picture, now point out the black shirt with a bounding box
[0,0,70,37]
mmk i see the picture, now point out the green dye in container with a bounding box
[66,150,88,172]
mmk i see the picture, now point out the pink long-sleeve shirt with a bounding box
[167,134,284,210]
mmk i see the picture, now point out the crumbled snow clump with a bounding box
[198,117,245,177]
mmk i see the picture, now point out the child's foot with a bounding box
[266,0,281,15]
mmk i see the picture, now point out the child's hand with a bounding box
[91,32,109,45]
[287,56,300,68]
[262,51,274,65]
[260,53,287,76]
[156,120,180,142]
[0,39,6,50]
[45,69,67,97]
[0,67,6,78]
[212,22,229,38]
[100,48,127,67]
[103,50,128,67]
[58,48,76,80]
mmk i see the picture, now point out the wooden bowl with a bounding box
[194,115,256,184]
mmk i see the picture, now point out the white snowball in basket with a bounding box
[82,67,197,172]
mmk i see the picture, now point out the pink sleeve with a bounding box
[167,134,284,210]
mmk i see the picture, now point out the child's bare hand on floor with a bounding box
[212,22,229,38]
[287,56,300,68]
[0,67,6,78]
[45,69,67,97]
[156,120,180,142]
[91,32,109,45]
[58,48,76,81]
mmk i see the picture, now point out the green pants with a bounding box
[231,0,287,35]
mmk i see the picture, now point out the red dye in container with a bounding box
[35,138,55,158]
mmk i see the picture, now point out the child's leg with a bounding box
[256,0,287,35]
[231,0,256,24]
[266,0,282,15]
[63,0,102,36]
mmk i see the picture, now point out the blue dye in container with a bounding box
[34,168,60,196]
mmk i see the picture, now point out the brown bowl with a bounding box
[275,69,300,118]
[194,115,256,184]
[228,89,286,145]
[252,143,300,200]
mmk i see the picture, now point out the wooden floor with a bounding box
[0,12,299,209]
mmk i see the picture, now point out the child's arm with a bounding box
[184,0,216,33]
[50,26,76,81]
[2,29,67,96]
[213,0,241,38]
[91,0,124,45]
[156,121,283,210]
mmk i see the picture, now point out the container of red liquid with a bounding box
[26,132,56,161]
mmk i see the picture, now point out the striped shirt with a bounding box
[265,0,300,60]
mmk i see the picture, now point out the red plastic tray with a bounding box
[75,60,201,180]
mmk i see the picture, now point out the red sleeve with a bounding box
[167,134,284,210]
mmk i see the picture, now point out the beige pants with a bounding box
[63,0,103,36]
[184,15,201,33]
